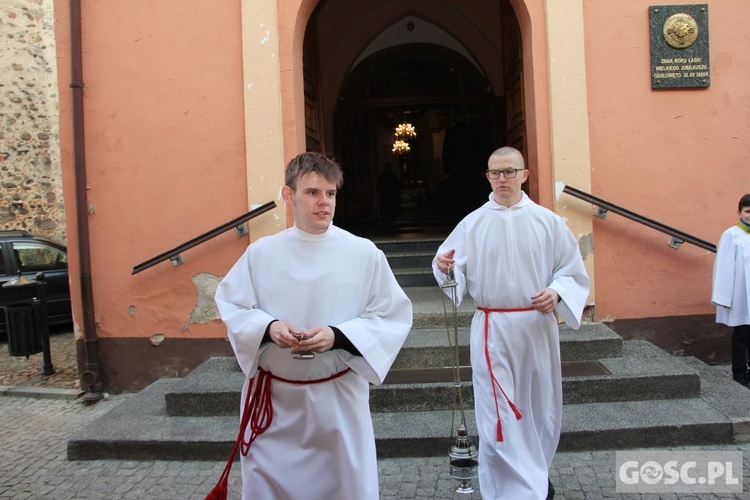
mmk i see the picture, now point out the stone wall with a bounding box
[0,0,65,242]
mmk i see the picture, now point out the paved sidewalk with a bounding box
[1,332,750,498]
[0,327,79,391]
[0,392,749,499]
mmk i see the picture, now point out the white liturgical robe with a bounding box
[712,224,750,326]
[433,192,590,500]
[215,224,412,500]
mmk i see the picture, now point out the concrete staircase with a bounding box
[377,236,441,288]
[67,235,750,461]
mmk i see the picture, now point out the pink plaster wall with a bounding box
[55,1,250,339]
[584,0,750,319]
[54,0,746,354]
[54,0,557,346]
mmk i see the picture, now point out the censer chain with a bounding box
[441,284,469,431]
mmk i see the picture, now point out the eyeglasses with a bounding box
[486,168,524,180]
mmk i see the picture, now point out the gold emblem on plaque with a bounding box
[663,13,699,49]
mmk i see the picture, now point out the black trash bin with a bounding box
[1,276,45,358]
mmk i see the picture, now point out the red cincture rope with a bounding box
[205,367,351,500]
[240,366,352,455]
[477,306,530,442]
[239,368,273,456]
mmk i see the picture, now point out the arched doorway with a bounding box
[302,1,527,234]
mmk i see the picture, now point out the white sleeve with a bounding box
[334,250,412,385]
[432,223,468,306]
[549,219,591,329]
[214,249,274,377]
[712,230,736,308]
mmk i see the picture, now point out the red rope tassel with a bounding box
[204,477,228,500]
[508,400,523,420]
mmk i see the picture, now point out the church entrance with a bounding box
[337,45,498,233]
[303,1,527,235]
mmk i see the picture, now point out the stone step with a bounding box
[406,286,473,325]
[375,236,441,287]
[163,357,243,418]
[394,268,436,287]
[406,285,627,360]
[558,398,734,452]
[373,397,735,459]
[374,237,443,255]
[162,340,697,416]
[558,340,702,405]
[68,378,235,461]
[385,251,435,270]
[67,367,739,461]
[372,351,700,411]
[160,323,623,417]
[65,294,750,464]
[397,322,623,367]
[406,288,627,343]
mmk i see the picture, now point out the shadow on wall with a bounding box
[607,314,731,364]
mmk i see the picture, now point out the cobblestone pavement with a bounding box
[0,392,749,499]
[1,331,750,499]
[0,326,80,390]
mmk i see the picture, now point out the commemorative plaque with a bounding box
[649,5,710,89]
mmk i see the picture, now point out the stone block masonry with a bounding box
[0,0,65,242]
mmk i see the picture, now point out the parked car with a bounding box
[0,230,72,332]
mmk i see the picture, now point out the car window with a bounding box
[11,242,68,273]
[0,246,6,276]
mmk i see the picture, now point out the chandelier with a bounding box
[395,122,417,139]
[392,120,416,155]
[392,140,411,154]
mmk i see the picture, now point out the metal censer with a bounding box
[440,268,479,494]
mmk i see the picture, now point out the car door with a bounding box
[0,241,17,329]
[0,242,13,293]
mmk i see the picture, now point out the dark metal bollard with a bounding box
[1,274,55,375]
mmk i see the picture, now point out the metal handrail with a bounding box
[562,185,716,253]
[132,201,277,275]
